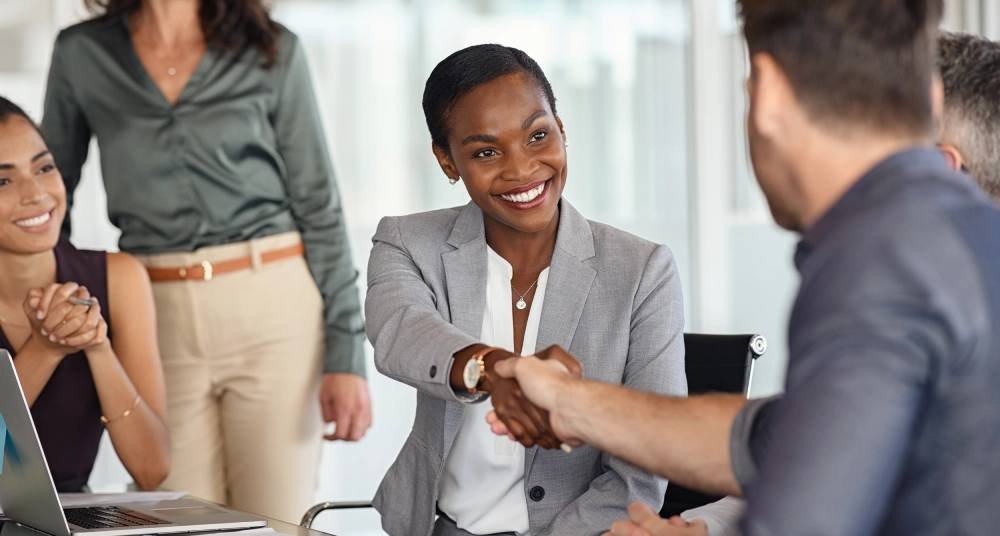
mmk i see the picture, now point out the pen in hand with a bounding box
[68,296,98,307]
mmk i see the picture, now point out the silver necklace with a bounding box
[510,279,539,310]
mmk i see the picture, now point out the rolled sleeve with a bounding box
[729,396,780,492]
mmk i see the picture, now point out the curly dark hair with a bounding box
[85,0,281,67]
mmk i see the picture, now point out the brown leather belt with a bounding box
[145,243,305,282]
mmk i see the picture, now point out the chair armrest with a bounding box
[749,335,767,359]
[300,501,375,528]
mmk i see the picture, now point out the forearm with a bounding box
[12,338,65,406]
[558,380,744,496]
[86,345,170,490]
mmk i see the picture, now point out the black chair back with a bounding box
[658,333,766,518]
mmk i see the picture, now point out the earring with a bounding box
[564,142,570,148]
[449,177,460,185]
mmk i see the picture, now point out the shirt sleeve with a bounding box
[729,396,780,491]
[737,207,987,536]
[740,312,943,535]
[41,31,93,238]
[271,32,366,377]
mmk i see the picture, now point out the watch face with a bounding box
[464,357,481,390]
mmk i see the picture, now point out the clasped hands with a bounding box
[20,282,108,357]
[484,345,584,450]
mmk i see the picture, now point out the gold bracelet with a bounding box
[101,395,141,424]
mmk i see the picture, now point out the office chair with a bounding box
[300,333,767,529]
[658,333,767,518]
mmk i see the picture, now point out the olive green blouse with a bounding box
[41,15,365,376]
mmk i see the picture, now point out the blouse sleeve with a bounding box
[271,32,366,377]
[42,31,93,238]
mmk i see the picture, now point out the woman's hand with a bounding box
[23,283,109,354]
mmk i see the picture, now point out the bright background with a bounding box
[1,1,996,534]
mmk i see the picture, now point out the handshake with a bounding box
[475,345,585,450]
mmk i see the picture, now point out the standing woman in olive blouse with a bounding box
[41,0,371,521]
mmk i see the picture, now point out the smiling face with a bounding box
[433,72,567,235]
[0,116,66,255]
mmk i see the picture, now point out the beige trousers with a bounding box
[137,232,324,523]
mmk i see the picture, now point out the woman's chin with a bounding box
[1,231,61,255]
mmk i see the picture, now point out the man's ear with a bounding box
[749,53,794,143]
[938,142,965,172]
[432,143,460,182]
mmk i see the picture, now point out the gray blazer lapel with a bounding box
[440,203,488,452]
[526,200,597,472]
[442,202,488,337]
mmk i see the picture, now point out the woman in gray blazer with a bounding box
[365,44,687,536]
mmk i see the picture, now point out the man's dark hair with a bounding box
[938,32,1000,203]
[739,0,943,137]
[0,95,44,139]
[422,44,557,152]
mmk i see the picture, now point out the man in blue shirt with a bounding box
[485,0,1000,534]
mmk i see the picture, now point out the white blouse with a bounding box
[436,247,550,536]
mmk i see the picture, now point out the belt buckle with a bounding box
[201,261,213,281]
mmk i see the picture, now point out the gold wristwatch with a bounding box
[463,346,500,394]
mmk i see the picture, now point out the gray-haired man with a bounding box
[937,32,1000,203]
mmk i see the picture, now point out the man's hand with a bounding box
[487,372,562,449]
[486,346,585,447]
[319,373,372,441]
[604,503,709,536]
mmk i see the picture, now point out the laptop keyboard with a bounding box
[64,506,172,530]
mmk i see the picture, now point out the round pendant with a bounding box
[516,298,527,310]
[167,67,177,76]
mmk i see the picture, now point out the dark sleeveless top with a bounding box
[0,238,110,492]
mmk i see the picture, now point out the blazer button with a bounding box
[529,486,545,502]
[429,365,438,378]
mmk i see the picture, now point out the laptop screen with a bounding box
[0,350,73,536]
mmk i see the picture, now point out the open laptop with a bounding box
[0,350,268,536]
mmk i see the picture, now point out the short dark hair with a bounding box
[0,95,44,138]
[422,44,557,152]
[739,0,943,136]
[938,32,1000,202]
